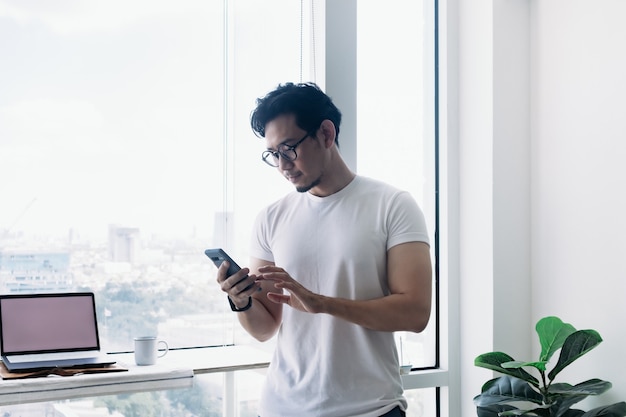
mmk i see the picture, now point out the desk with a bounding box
[0,345,271,414]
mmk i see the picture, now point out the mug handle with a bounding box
[157,340,169,358]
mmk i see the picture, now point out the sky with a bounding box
[0,0,431,243]
[1,1,239,239]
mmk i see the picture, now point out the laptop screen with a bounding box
[0,293,101,355]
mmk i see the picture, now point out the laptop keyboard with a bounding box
[5,350,100,363]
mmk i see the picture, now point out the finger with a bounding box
[234,275,266,295]
[217,261,248,283]
[227,268,250,283]
[230,274,255,294]
[255,275,285,282]
[257,265,285,273]
[218,267,251,294]
[216,261,229,283]
[259,269,292,279]
[267,292,290,304]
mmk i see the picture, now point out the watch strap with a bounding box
[228,296,252,312]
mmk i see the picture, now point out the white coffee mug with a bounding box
[134,336,168,366]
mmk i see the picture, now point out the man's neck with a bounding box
[308,162,356,197]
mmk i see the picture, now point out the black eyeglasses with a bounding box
[261,133,309,167]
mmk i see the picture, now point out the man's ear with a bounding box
[319,119,336,148]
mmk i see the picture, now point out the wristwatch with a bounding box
[227,296,252,312]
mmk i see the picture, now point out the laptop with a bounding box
[0,292,116,372]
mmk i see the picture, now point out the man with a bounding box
[216,82,432,417]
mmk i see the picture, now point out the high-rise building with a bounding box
[108,225,140,263]
[0,251,73,293]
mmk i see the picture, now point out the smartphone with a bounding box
[205,248,243,276]
[204,248,254,291]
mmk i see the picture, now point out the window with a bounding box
[0,0,312,351]
[357,0,437,371]
[0,0,441,415]
[0,0,229,351]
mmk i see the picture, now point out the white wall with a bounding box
[456,0,533,413]
[456,0,626,415]
[530,0,626,409]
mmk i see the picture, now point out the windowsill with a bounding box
[401,368,449,390]
[0,345,271,406]
[0,345,446,406]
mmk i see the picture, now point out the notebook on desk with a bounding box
[0,292,116,372]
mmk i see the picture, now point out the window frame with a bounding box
[324,1,454,415]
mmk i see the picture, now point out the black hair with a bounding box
[250,82,342,145]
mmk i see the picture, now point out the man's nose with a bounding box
[278,156,295,169]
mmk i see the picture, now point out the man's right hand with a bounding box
[216,261,260,307]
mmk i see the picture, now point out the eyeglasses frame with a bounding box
[261,132,310,167]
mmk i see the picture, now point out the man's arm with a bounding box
[217,257,283,342]
[258,241,432,333]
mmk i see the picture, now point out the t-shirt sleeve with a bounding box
[249,207,275,262]
[386,191,430,250]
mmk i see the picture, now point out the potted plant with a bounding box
[474,316,626,417]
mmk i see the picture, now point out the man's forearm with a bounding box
[320,293,431,333]
[236,296,282,342]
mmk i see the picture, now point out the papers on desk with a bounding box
[0,362,128,380]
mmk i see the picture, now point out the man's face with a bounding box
[264,114,324,193]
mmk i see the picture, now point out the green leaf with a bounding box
[537,316,577,363]
[474,376,544,406]
[548,330,603,381]
[549,384,616,417]
[549,379,612,397]
[559,411,586,417]
[500,410,548,416]
[477,404,519,417]
[475,352,540,387]
[580,401,626,416]
[503,360,548,373]
[547,381,602,417]
[499,405,554,416]
[552,396,588,417]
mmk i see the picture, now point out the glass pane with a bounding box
[227,0,323,346]
[357,0,437,368]
[405,388,438,417]
[0,1,226,352]
[225,0,310,272]
[0,376,223,416]
[0,1,319,352]
[235,369,267,417]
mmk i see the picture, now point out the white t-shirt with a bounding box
[251,176,430,417]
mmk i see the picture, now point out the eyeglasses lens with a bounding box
[262,147,297,167]
[262,151,279,167]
